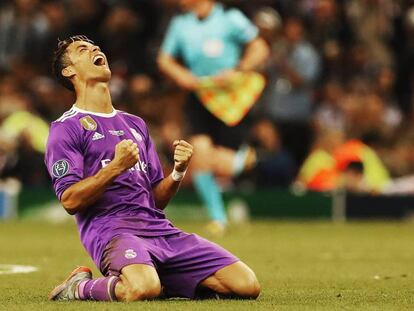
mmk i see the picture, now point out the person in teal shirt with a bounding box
[161,2,259,77]
[158,0,269,234]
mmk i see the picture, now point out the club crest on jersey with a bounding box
[52,159,69,178]
[124,249,137,259]
[80,116,97,131]
[130,128,143,141]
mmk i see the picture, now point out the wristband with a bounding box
[171,168,187,182]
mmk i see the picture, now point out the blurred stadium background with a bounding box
[1,0,414,309]
[2,0,414,220]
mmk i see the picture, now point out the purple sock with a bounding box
[77,276,119,301]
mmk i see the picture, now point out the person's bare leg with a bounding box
[188,135,255,178]
[189,135,215,172]
[115,264,161,302]
[190,135,227,232]
[199,261,260,299]
[212,146,256,177]
[49,264,161,302]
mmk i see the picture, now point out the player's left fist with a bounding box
[173,140,193,172]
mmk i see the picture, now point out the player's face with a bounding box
[66,40,111,84]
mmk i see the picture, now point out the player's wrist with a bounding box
[105,161,124,176]
[171,167,187,182]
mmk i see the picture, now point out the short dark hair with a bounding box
[52,35,94,91]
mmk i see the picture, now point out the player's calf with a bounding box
[116,277,161,302]
[49,265,162,302]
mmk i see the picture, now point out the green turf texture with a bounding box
[0,220,413,310]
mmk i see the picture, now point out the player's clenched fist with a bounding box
[173,140,193,172]
[113,139,139,172]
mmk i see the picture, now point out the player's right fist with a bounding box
[112,139,139,172]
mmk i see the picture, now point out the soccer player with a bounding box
[45,35,260,302]
[158,0,269,234]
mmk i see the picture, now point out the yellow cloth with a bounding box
[196,72,265,126]
[299,150,335,182]
[334,140,390,192]
[298,150,338,191]
[299,141,390,192]
[360,147,390,192]
[1,111,49,153]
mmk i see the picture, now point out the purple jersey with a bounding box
[44,106,180,268]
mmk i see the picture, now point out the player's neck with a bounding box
[74,82,113,114]
[195,1,214,19]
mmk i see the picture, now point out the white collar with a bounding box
[72,105,117,118]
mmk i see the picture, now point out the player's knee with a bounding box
[239,277,261,299]
[190,135,214,170]
[190,135,213,153]
[125,279,161,301]
[232,270,261,299]
[145,280,162,298]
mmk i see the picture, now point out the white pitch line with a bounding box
[0,264,38,275]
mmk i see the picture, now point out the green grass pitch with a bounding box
[0,220,414,310]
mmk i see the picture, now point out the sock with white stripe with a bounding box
[77,276,119,301]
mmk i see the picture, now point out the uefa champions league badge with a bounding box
[52,159,69,178]
[80,115,97,131]
[124,249,137,259]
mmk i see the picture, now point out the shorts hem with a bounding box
[106,261,155,277]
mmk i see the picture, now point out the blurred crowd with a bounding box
[2,0,414,194]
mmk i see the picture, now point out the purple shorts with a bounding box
[100,232,239,298]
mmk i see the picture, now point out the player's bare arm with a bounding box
[209,37,269,86]
[60,139,139,214]
[237,37,270,72]
[157,53,200,91]
[152,139,193,210]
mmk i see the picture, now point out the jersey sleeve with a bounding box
[44,122,84,201]
[227,9,258,44]
[161,17,181,57]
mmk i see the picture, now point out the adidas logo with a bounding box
[92,132,105,141]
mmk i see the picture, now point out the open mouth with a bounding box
[93,55,106,66]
